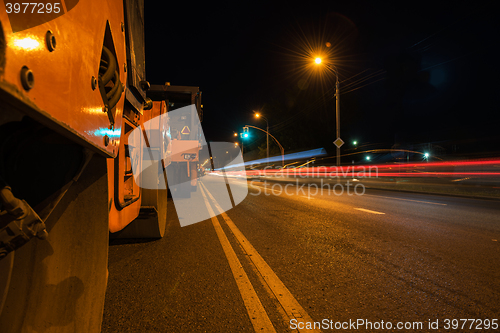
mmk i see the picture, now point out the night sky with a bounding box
[144,0,499,160]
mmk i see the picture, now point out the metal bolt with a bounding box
[124,63,127,72]
[45,30,56,52]
[104,135,110,146]
[121,22,125,32]
[91,76,97,90]
[35,226,48,240]
[20,66,35,91]
[143,98,153,110]
[140,80,150,91]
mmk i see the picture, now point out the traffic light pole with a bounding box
[244,125,284,167]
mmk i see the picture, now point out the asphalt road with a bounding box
[102,176,500,332]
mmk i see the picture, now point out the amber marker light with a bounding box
[10,36,40,51]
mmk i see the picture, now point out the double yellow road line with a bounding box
[199,182,321,332]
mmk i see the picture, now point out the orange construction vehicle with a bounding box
[0,0,185,331]
[147,83,203,198]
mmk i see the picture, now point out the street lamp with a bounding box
[254,112,269,164]
[314,57,341,167]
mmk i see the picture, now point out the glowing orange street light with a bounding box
[315,57,322,64]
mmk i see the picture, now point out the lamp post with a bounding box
[254,112,269,165]
[315,57,341,167]
[335,72,340,167]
